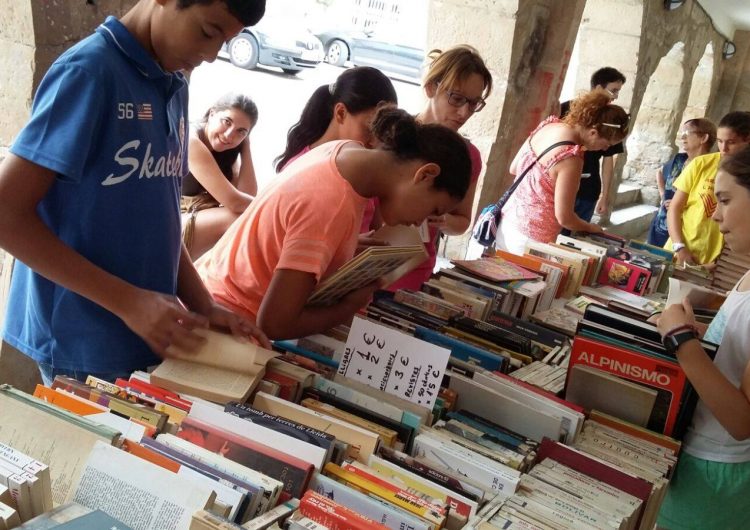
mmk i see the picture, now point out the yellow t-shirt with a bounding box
[664,152,723,264]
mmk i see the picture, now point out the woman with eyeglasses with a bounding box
[181,92,258,259]
[388,45,492,291]
[647,118,716,247]
[495,89,629,255]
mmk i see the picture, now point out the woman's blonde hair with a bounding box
[563,88,629,142]
[423,45,492,100]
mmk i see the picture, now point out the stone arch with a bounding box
[622,41,686,205]
[681,41,714,122]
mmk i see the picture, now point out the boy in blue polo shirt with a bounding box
[0,0,269,385]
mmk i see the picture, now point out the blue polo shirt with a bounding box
[4,17,189,373]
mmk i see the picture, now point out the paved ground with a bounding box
[189,59,424,192]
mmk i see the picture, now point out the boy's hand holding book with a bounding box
[120,289,209,359]
[204,302,272,349]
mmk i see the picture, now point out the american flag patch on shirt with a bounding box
[137,103,153,120]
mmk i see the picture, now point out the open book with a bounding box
[308,225,427,307]
[666,277,727,311]
[150,329,278,404]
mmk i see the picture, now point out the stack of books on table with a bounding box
[0,305,695,530]
[466,410,679,530]
[712,245,750,292]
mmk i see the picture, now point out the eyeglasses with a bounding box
[679,130,700,139]
[446,90,486,113]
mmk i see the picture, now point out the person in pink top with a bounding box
[497,89,629,254]
[197,107,472,340]
[389,45,492,291]
[274,67,398,238]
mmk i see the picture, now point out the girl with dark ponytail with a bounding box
[275,67,398,239]
[275,67,398,172]
[198,107,471,340]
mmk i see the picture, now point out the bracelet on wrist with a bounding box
[662,323,697,339]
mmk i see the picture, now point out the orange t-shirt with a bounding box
[197,140,368,320]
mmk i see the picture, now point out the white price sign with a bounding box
[338,317,451,410]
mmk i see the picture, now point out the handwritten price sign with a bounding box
[338,317,451,410]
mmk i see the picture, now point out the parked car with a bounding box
[221,19,324,75]
[314,27,425,82]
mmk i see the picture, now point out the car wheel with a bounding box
[228,33,259,69]
[325,40,348,67]
[281,68,300,76]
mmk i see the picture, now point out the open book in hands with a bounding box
[307,224,428,307]
[150,329,278,404]
[667,277,727,312]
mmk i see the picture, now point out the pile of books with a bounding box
[712,246,750,292]
[565,304,718,438]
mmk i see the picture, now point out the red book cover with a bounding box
[300,490,389,530]
[177,416,313,497]
[118,377,193,411]
[262,370,300,402]
[537,438,652,528]
[597,257,651,296]
[568,336,686,436]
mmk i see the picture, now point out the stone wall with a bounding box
[0,0,137,156]
[618,0,725,207]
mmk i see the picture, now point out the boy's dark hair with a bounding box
[590,67,626,89]
[275,67,397,172]
[720,146,750,194]
[177,0,265,26]
[718,111,750,138]
[371,107,471,200]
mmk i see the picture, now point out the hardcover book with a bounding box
[597,257,652,296]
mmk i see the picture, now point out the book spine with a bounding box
[224,402,335,447]
[323,463,445,527]
[300,491,387,530]
[342,463,447,519]
[0,465,31,523]
[412,435,520,495]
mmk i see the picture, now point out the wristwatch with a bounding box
[663,329,699,356]
[672,242,686,252]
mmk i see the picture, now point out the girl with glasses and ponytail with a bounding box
[388,44,493,291]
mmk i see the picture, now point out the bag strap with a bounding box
[497,140,577,210]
